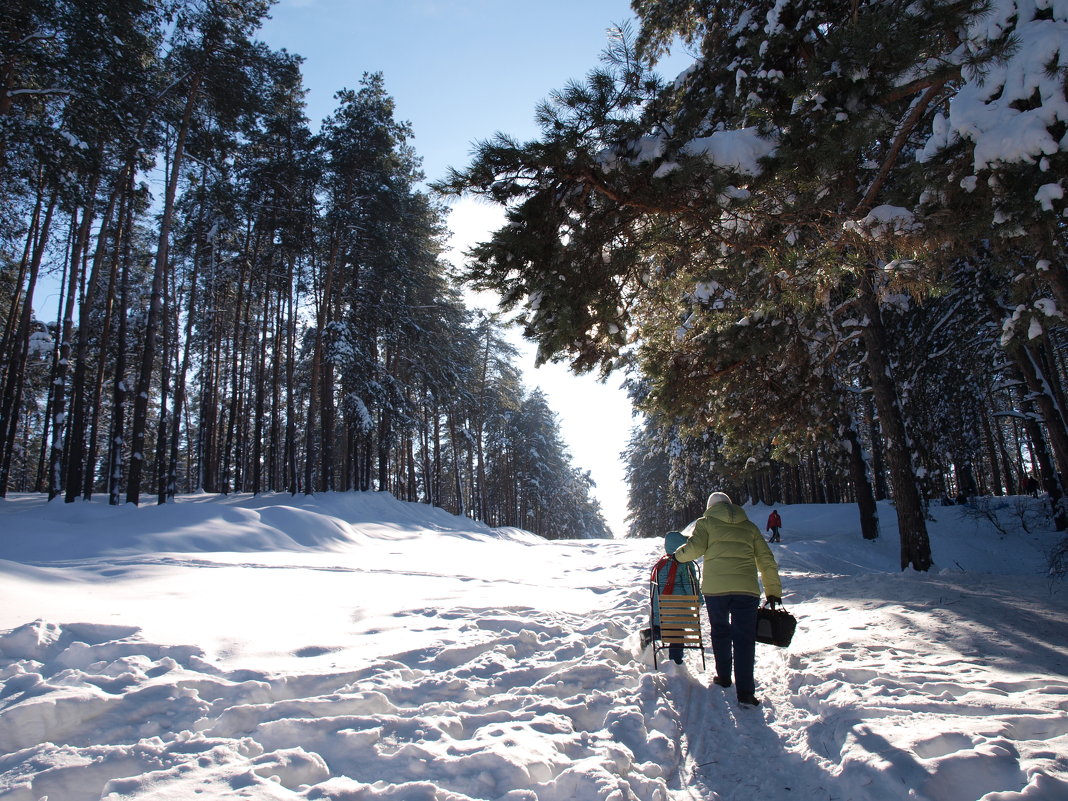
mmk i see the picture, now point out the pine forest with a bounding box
[437,0,1068,570]
[0,0,611,540]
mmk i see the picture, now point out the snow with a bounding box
[1,492,1066,801]
[599,128,776,177]
[920,4,1068,178]
[679,128,777,175]
[59,131,88,151]
[1036,183,1064,212]
[844,205,919,239]
[1034,298,1062,318]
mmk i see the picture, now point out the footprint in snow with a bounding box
[294,645,341,658]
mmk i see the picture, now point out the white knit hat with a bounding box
[707,491,732,508]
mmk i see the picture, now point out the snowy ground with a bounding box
[0,492,1065,801]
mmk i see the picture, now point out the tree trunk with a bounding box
[433,402,442,507]
[320,355,335,492]
[66,161,127,501]
[197,291,221,492]
[1015,342,1068,480]
[0,187,42,393]
[251,286,270,495]
[284,256,298,494]
[1008,363,1067,529]
[1035,338,1068,434]
[858,277,932,570]
[108,181,135,506]
[167,237,200,500]
[305,240,337,495]
[0,191,57,495]
[843,409,880,539]
[420,394,434,505]
[406,432,417,502]
[378,405,391,492]
[154,262,172,504]
[979,405,1004,496]
[83,209,123,500]
[126,74,200,505]
[221,260,252,493]
[983,285,1067,527]
[448,407,465,516]
[269,282,285,491]
[862,393,889,501]
[50,181,101,499]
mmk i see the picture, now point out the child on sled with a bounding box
[643,530,701,665]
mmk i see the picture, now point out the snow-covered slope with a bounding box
[0,492,1065,800]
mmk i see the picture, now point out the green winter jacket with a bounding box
[673,503,783,598]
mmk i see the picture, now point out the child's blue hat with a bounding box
[664,530,686,554]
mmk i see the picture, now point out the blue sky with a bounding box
[259,1,690,537]
[258,0,660,185]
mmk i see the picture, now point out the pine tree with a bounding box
[126,0,273,505]
[0,2,631,540]
[438,0,1068,567]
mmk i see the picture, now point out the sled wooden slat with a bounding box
[650,592,706,669]
[660,633,701,644]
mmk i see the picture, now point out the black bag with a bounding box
[755,602,796,647]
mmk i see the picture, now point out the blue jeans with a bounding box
[704,594,759,694]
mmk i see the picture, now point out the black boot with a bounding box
[737,692,761,707]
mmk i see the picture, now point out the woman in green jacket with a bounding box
[673,491,783,708]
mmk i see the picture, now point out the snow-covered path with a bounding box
[1,493,1066,800]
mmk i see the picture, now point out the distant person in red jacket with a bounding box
[766,509,782,543]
